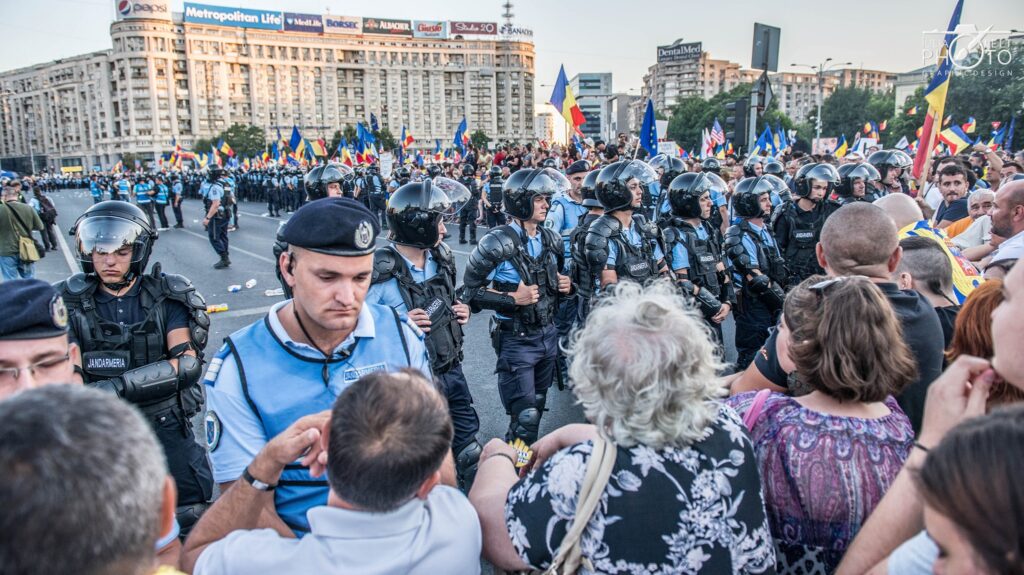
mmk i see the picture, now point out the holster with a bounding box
[489,315,501,355]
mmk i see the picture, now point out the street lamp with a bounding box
[792,58,852,147]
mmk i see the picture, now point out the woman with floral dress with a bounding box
[727,275,918,573]
[470,280,777,574]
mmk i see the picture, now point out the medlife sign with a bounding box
[183,3,283,30]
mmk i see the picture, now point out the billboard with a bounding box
[449,21,498,35]
[283,12,323,34]
[362,17,413,36]
[183,3,282,30]
[657,42,702,63]
[115,0,171,21]
[323,15,361,35]
[413,20,447,39]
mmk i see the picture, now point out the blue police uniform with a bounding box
[544,193,588,382]
[669,224,710,271]
[206,181,230,258]
[134,181,157,229]
[366,250,479,459]
[115,179,131,201]
[606,221,666,267]
[89,180,103,203]
[729,220,782,368]
[204,300,430,535]
[171,180,184,227]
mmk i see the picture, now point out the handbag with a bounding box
[742,388,773,430]
[499,437,618,575]
[4,203,44,262]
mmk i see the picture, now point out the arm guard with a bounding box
[462,229,518,314]
[584,215,620,270]
[748,274,785,312]
[720,279,737,307]
[91,356,200,404]
[162,273,210,359]
[694,285,724,318]
[723,226,759,277]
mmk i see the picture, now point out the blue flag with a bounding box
[370,113,380,133]
[776,123,788,149]
[639,100,658,157]
[1007,117,1016,152]
[289,126,302,151]
[454,117,468,152]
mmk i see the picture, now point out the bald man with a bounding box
[730,202,945,433]
[985,179,1024,278]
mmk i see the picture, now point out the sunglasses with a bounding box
[807,275,868,300]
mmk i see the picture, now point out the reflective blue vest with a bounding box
[134,183,152,203]
[116,180,131,198]
[223,303,421,535]
[155,184,169,204]
[89,181,102,198]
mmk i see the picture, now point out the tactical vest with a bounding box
[666,218,722,296]
[486,179,503,206]
[609,219,660,284]
[375,245,464,375]
[569,213,601,299]
[460,177,481,201]
[489,226,562,332]
[220,303,416,535]
[780,202,826,284]
[738,220,787,286]
[58,272,208,418]
[366,175,386,200]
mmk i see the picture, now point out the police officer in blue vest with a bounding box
[647,153,687,221]
[203,197,431,537]
[772,163,841,288]
[367,177,483,488]
[134,176,157,230]
[115,175,131,201]
[202,167,231,269]
[171,174,185,228]
[57,200,213,535]
[89,174,104,203]
[153,174,170,230]
[462,168,573,444]
[724,176,788,369]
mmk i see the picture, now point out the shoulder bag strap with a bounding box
[742,388,773,430]
[545,437,617,575]
[4,202,32,237]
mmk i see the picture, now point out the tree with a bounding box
[193,138,214,157]
[470,129,491,150]
[343,124,358,143]
[328,130,343,155]
[120,152,143,170]
[666,83,798,153]
[376,127,397,152]
[221,123,266,158]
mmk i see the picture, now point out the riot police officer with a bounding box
[205,197,431,536]
[763,159,791,204]
[363,164,388,229]
[568,169,604,323]
[482,166,506,228]
[647,153,686,220]
[367,177,482,488]
[743,155,767,178]
[724,176,787,369]
[266,168,282,217]
[701,157,722,175]
[457,164,481,244]
[57,201,212,534]
[202,166,231,269]
[867,149,914,197]
[772,163,841,287]
[663,172,736,344]
[585,160,668,292]
[836,162,882,205]
[462,168,572,444]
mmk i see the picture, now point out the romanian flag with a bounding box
[834,134,849,158]
[939,125,972,155]
[309,138,327,157]
[899,220,982,303]
[341,146,354,167]
[863,122,872,134]
[907,106,917,116]
[402,126,414,149]
[879,120,888,131]
[961,116,976,133]
[548,64,586,134]
[912,0,964,179]
[217,139,234,157]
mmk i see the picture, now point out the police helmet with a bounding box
[541,157,558,169]
[595,160,659,213]
[461,164,476,177]
[72,201,156,280]
[794,163,841,198]
[387,177,471,248]
[837,162,882,198]
[303,164,326,199]
[502,168,570,220]
[743,155,767,177]
[426,165,443,179]
[733,176,775,218]
[701,157,722,174]
[763,160,786,178]
[867,149,913,180]
[488,166,502,180]
[667,172,714,219]
[648,153,688,187]
[393,166,411,182]
[580,170,602,209]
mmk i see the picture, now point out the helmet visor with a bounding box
[76,217,147,263]
[703,172,728,193]
[431,176,472,205]
[528,168,572,196]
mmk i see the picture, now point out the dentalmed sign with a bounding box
[183,3,282,30]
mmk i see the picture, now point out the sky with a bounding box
[2,0,1022,112]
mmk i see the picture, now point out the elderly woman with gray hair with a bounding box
[469,281,776,574]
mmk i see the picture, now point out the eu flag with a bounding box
[639,100,658,157]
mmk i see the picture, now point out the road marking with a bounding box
[212,304,275,319]
[55,224,82,274]
[177,228,276,263]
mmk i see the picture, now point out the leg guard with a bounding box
[454,440,483,491]
[507,407,541,444]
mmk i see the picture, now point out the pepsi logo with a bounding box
[117,0,132,16]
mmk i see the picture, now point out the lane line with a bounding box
[55,223,82,274]
[177,228,276,263]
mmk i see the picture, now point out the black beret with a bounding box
[0,279,69,340]
[566,160,591,175]
[279,197,380,257]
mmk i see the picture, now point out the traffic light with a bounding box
[724,98,749,151]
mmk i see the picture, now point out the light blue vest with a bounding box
[223,303,418,535]
[155,183,169,204]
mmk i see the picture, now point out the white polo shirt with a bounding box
[194,486,481,575]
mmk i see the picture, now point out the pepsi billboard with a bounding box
[283,12,323,34]
[115,0,171,21]
[183,3,283,30]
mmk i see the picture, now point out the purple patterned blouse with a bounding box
[724,392,913,573]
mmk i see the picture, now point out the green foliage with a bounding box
[375,127,397,152]
[665,83,797,152]
[470,129,491,149]
[343,124,358,143]
[120,152,143,169]
[813,87,895,145]
[220,124,266,158]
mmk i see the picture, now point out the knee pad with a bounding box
[455,440,483,491]
[509,407,542,444]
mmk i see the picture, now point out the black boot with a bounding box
[213,253,231,269]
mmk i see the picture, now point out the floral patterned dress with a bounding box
[504,405,777,574]
[725,392,914,574]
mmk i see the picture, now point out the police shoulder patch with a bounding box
[204,410,222,451]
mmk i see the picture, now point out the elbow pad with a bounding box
[468,288,517,316]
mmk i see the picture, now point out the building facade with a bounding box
[0,2,536,173]
[568,72,611,142]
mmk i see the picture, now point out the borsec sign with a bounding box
[115,0,170,21]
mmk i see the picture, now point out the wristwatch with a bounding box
[242,466,277,491]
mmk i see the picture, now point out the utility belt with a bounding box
[488,315,546,356]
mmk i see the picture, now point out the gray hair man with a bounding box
[0,385,178,575]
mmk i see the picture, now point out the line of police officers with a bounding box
[56,147,907,539]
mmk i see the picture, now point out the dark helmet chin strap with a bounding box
[99,270,135,291]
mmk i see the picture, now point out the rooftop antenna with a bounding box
[502,1,514,27]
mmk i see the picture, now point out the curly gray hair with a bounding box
[567,280,725,449]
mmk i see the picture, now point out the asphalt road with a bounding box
[41,188,737,449]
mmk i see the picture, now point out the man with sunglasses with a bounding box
[56,200,214,536]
